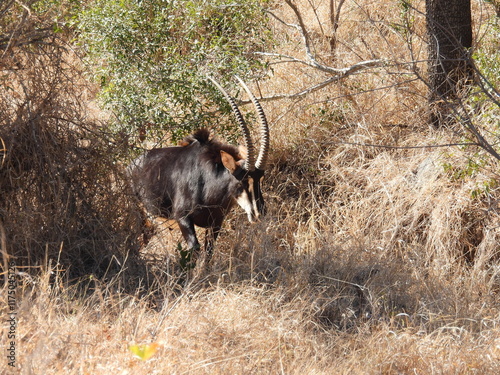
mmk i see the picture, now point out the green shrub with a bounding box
[78,0,272,142]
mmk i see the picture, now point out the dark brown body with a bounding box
[128,129,265,258]
[128,77,270,264]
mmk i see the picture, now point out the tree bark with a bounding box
[426,0,474,127]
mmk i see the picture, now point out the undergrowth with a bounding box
[2,0,500,373]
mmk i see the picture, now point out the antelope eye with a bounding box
[235,182,244,194]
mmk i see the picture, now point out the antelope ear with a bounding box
[221,150,238,173]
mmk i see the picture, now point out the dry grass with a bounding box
[2,0,500,373]
[3,250,500,374]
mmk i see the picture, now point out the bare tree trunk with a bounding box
[426,0,474,127]
[327,0,346,62]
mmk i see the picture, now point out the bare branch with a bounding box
[328,0,346,59]
[265,9,298,29]
[306,0,325,36]
[0,0,16,18]
[318,139,481,150]
[263,1,385,91]
[255,51,334,72]
[284,0,318,66]
[14,0,32,15]
[332,0,346,33]
[0,28,54,51]
[250,58,386,102]
[256,50,386,75]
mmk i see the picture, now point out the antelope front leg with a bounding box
[177,217,200,269]
[204,224,222,262]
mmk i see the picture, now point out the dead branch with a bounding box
[261,2,386,101]
[328,0,346,59]
[251,56,386,101]
[283,0,317,66]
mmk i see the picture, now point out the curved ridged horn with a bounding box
[235,76,270,170]
[207,76,256,171]
[0,136,6,168]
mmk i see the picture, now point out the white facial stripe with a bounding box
[252,197,259,218]
[248,178,260,220]
[236,190,255,223]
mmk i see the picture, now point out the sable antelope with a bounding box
[128,77,270,264]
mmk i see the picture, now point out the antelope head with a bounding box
[208,76,270,223]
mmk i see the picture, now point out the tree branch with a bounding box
[256,51,385,74]
[0,28,54,51]
[317,139,481,150]
[249,57,386,102]
[261,2,386,102]
[284,0,317,65]
[0,0,16,18]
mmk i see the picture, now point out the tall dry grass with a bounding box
[2,0,500,373]
[0,8,145,282]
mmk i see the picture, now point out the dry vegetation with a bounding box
[2,0,500,373]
